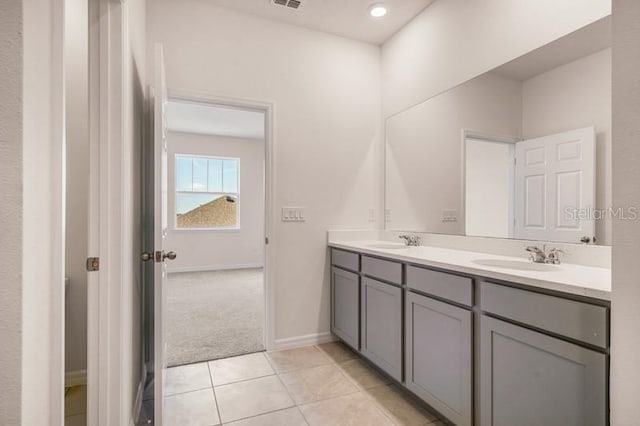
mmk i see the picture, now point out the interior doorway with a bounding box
[163,98,267,367]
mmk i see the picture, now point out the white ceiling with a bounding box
[166,101,265,139]
[492,16,611,82]
[206,0,436,45]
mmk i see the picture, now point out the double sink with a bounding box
[362,242,560,272]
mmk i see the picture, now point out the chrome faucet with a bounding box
[399,234,421,246]
[526,245,565,264]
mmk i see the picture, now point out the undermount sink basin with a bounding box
[472,258,560,272]
[365,243,409,250]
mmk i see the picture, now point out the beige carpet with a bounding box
[166,268,264,367]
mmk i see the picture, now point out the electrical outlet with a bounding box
[282,207,306,222]
[442,209,458,222]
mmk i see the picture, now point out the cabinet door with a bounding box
[480,316,607,426]
[406,292,472,426]
[360,277,402,381]
[331,267,360,350]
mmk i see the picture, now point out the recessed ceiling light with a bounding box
[369,3,387,18]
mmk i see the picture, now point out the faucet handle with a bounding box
[398,234,420,246]
[546,248,565,264]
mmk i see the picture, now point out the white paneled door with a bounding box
[514,127,596,243]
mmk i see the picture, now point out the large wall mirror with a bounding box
[385,16,611,245]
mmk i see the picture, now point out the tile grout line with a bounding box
[206,361,223,426]
[315,343,442,425]
[224,406,310,426]
[213,351,301,425]
[211,372,277,389]
[165,385,213,398]
[264,351,311,425]
[274,345,385,421]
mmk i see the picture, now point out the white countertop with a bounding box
[328,240,611,301]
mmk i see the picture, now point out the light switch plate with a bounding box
[368,209,376,222]
[385,209,391,222]
[282,207,306,222]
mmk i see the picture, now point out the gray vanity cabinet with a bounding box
[330,266,360,350]
[329,245,610,426]
[406,291,473,426]
[360,276,403,381]
[480,315,607,426]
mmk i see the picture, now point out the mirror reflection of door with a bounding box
[514,127,596,243]
[464,127,596,244]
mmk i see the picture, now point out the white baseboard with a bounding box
[167,263,264,274]
[273,331,337,351]
[65,369,87,387]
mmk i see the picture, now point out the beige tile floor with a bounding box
[165,342,444,426]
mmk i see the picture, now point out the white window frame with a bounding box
[173,153,241,231]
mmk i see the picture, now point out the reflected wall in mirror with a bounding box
[385,16,611,245]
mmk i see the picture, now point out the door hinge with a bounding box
[86,257,100,272]
[265,237,269,245]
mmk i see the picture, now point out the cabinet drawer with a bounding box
[480,281,608,348]
[407,265,473,307]
[331,248,359,272]
[362,255,402,284]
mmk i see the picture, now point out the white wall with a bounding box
[147,0,381,343]
[386,72,522,233]
[64,0,89,375]
[0,0,23,423]
[523,49,611,244]
[382,0,611,117]
[166,132,265,271]
[611,0,640,424]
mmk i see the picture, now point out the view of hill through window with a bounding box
[175,155,240,229]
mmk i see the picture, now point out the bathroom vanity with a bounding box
[329,241,610,426]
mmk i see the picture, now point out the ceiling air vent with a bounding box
[271,0,302,10]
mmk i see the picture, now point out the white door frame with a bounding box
[168,88,277,351]
[29,0,66,423]
[87,0,128,424]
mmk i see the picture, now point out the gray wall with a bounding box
[611,0,640,423]
[0,1,23,424]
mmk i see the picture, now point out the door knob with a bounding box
[141,251,177,262]
[163,251,177,261]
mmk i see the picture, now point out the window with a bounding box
[175,154,240,229]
